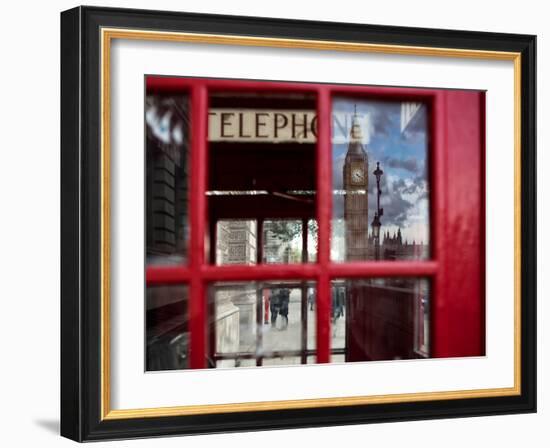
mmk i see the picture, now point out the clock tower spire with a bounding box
[343,108,369,261]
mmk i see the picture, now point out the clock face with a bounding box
[351,166,365,184]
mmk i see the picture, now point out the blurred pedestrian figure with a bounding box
[270,288,281,327]
[336,287,345,318]
[332,286,345,322]
[307,288,315,311]
[279,288,290,330]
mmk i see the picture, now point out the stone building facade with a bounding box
[214,221,258,364]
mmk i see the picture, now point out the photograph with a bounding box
[144,77,462,372]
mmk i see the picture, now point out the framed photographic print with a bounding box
[60,6,536,441]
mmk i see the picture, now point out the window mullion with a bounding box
[328,260,438,278]
[188,84,208,369]
[316,87,332,363]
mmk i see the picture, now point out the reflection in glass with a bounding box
[209,281,315,368]
[307,219,318,263]
[216,220,257,265]
[146,286,189,371]
[215,359,256,368]
[145,91,190,265]
[331,98,430,262]
[263,357,301,366]
[306,285,346,352]
[263,220,302,264]
[333,278,430,362]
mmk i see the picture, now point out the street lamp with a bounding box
[371,212,381,260]
[372,162,384,260]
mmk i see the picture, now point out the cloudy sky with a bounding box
[331,98,430,253]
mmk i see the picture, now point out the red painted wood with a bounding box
[146,75,439,99]
[479,94,487,355]
[201,260,321,281]
[431,92,447,358]
[329,85,437,101]
[316,88,332,363]
[329,261,438,278]
[146,76,318,94]
[188,85,209,369]
[146,266,192,285]
[197,261,436,282]
[432,90,485,358]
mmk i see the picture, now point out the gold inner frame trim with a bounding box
[100,27,522,420]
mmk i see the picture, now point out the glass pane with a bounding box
[209,281,315,368]
[331,284,347,350]
[332,278,430,362]
[212,282,258,357]
[306,286,316,350]
[207,92,317,264]
[307,219,318,262]
[331,98,430,262]
[145,89,190,265]
[263,357,301,366]
[263,220,303,263]
[306,284,346,351]
[216,359,256,368]
[146,285,189,371]
[216,220,257,265]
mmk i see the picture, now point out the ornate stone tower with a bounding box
[343,111,369,261]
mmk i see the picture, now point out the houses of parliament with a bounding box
[367,229,428,260]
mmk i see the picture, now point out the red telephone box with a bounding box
[145,76,485,370]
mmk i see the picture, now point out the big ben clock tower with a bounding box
[343,111,369,261]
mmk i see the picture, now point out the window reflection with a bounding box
[331,98,430,262]
[216,220,257,265]
[306,285,346,352]
[332,278,430,362]
[146,286,189,371]
[145,92,190,265]
[263,220,303,264]
[209,281,315,368]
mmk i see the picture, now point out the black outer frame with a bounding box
[60,6,536,442]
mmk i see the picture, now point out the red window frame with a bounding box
[145,76,485,369]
